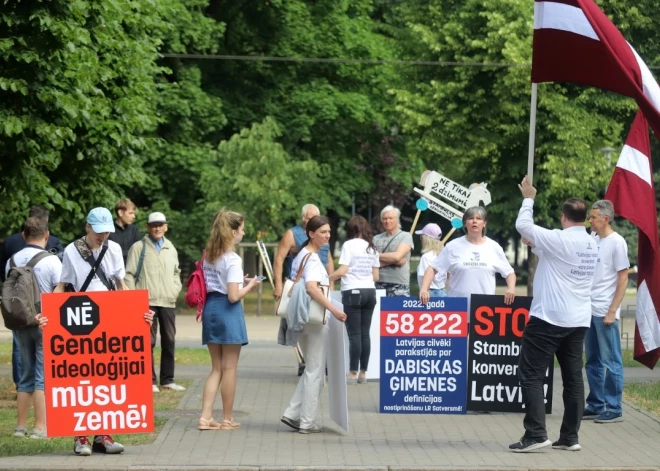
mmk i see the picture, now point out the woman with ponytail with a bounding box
[329,216,379,384]
[281,215,347,434]
[198,209,260,431]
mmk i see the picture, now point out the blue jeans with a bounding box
[585,316,624,414]
[16,327,44,392]
[429,289,447,297]
[12,331,22,387]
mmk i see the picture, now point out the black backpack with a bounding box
[1,251,53,330]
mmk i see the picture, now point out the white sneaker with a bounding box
[161,383,186,391]
[30,428,47,439]
[74,436,92,456]
[93,435,124,454]
[152,384,160,393]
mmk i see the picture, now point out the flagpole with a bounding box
[527,82,538,183]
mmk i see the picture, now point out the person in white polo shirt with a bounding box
[584,200,629,424]
[510,176,598,453]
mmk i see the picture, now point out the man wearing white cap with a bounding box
[124,212,183,393]
[415,223,447,297]
[54,207,130,456]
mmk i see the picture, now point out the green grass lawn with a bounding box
[553,348,641,368]
[624,381,660,417]
[0,376,189,457]
[154,346,210,366]
[176,283,276,316]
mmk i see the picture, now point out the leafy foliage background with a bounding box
[1,0,658,265]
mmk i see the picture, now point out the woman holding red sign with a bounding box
[419,206,516,306]
[198,209,261,431]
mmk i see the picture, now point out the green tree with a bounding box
[202,117,326,239]
[0,0,165,240]
[390,0,650,243]
[205,0,421,224]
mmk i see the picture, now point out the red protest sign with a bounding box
[42,290,154,437]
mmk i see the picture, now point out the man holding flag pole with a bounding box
[510,0,660,453]
[529,0,660,370]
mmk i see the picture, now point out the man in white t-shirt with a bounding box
[510,176,597,453]
[54,207,127,456]
[5,217,61,440]
[584,200,629,424]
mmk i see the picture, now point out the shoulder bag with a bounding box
[306,283,329,325]
[276,253,311,318]
[73,238,114,292]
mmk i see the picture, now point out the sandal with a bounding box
[198,417,222,430]
[220,418,241,430]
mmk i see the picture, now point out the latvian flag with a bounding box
[533,0,660,368]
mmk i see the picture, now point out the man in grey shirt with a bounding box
[373,205,414,297]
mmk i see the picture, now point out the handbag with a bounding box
[307,283,329,325]
[276,253,312,318]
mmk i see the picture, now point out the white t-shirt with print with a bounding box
[417,251,446,290]
[203,251,244,294]
[431,236,514,298]
[337,238,379,291]
[516,198,598,328]
[291,247,328,285]
[591,232,630,319]
[60,240,125,292]
[5,246,62,294]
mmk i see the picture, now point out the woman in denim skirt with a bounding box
[198,209,260,431]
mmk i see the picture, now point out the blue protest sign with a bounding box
[379,297,468,414]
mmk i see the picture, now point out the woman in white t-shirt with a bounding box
[281,216,347,434]
[419,207,516,306]
[198,209,260,431]
[415,223,446,297]
[329,216,379,384]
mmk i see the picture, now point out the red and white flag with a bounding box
[533,0,660,138]
[533,0,660,368]
[605,112,660,369]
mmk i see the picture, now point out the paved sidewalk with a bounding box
[1,315,659,470]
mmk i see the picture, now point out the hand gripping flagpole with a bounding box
[527,83,538,184]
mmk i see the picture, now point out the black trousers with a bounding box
[518,317,588,443]
[342,288,377,372]
[151,306,177,385]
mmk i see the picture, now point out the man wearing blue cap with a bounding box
[54,207,129,456]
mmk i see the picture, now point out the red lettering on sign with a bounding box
[474,306,494,336]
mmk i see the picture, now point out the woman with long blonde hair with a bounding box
[198,209,260,431]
